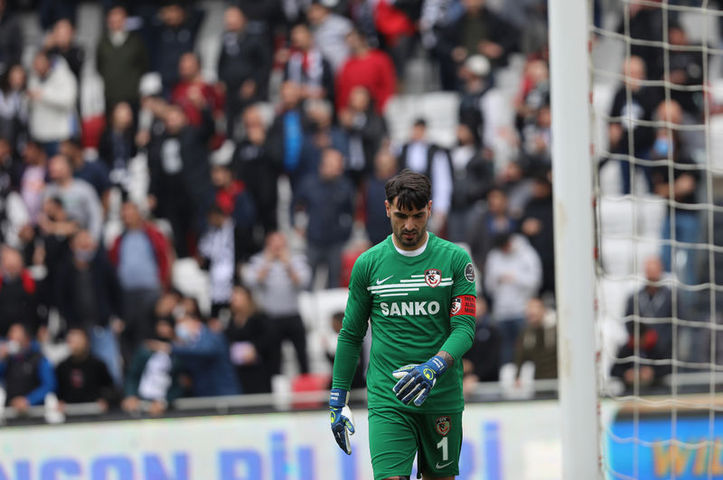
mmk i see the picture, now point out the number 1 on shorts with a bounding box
[436,436,449,461]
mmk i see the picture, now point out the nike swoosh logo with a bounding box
[436,461,453,469]
[376,275,393,285]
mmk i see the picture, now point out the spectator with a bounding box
[198,205,236,317]
[0,64,28,153]
[396,119,453,234]
[514,59,550,135]
[606,56,659,194]
[498,161,533,218]
[44,18,84,83]
[60,138,111,203]
[520,103,552,171]
[294,148,355,288]
[283,22,335,103]
[306,0,352,72]
[0,138,27,247]
[268,81,304,187]
[650,99,700,289]
[436,0,518,85]
[242,231,311,375]
[617,3,670,81]
[97,101,137,190]
[110,201,172,364]
[225,284,272,394]
[668,26,704,119]
[232,105,280,236]
[27,51,78,155]
[44,154,103,241]
[171,52,223,130]
[210,163,258,261]
[0,246,39,337]
[55,328,117,410]
[514,298,557,380]
[147,104,213,257]
[0,323,56,411]
[364,148,397,245]
[468,187,516,275]
[36,197,78,308]
[152,313,239,397]
[335,28,396,114]
[19,140,47,225]
[150,2,203,94]
[484,233,542,365]
[458,55,492,146]
[55,229,122,384]
[519,175,554,297]
[96,5,149,116]
[122,318,184,417]
[338,86,388,185]
[298,98,348,183]
[448,123,494,243]
[462,298,500,394]
[0,0,22,75]
[611,257,673,390]
[217,5,271,137]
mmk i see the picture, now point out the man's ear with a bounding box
[385,200,391,218]
[427,200,433,215]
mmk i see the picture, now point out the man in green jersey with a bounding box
[329,169,477,480]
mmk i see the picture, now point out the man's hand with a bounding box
[329,388,355,455]
[392,355,448,406]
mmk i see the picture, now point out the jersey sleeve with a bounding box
[332,253,372,391]
[440,248,477,362]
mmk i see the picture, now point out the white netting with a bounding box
[591,0,723,478]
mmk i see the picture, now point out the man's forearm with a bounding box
[436,350,455,368]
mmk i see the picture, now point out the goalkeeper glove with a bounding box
[392,355,448,406]
[329,388,355,455]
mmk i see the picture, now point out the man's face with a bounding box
[121,202,141,228]
[67,329,88,356]
[7,324,28,349]
[178,53,199,81]
[107,7,126,32]
[33,54,50,77]
[291,25,311,50]
[48,155,72,182]
[386,198,431,249]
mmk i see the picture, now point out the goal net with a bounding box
[590,0,723,478]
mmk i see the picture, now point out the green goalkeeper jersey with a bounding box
[332,233,477,413]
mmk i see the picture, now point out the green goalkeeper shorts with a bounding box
[368,407,463,480]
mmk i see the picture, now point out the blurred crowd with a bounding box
[0,0,719,418]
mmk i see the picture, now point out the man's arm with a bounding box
[440,251,478,362]
[27,358,57,406]
[332,256,372,390]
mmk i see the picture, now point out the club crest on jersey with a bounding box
[425,269,442,288]
[450,297,462,315]
[436,416,451,436]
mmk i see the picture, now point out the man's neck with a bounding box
[392,231,429,253]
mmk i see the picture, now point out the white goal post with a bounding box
[549,0,601,479]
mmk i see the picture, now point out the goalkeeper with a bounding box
[329,170,477,480]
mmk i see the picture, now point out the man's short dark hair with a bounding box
[384,169,431,211]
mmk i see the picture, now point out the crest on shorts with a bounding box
[436,416,451,436]
[425,269,442,288]
[450,297,462,315]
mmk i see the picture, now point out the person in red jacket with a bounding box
[109,200,173,363]
[335,28,396,114]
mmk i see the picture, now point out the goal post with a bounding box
[548,0,601,478]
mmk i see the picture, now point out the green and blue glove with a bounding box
[329,388,355,455]
[392,355,448,406]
